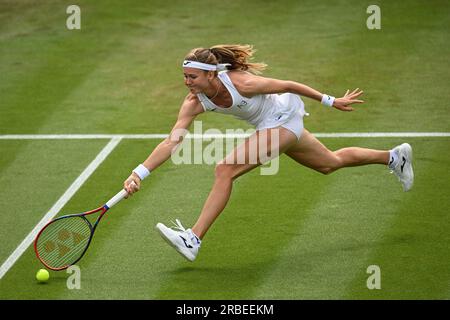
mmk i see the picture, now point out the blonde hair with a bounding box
[184,44,267,74]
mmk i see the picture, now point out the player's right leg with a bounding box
[190,126,297,240]
[156,127,297,261]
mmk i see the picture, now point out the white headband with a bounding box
[182,60,231,71]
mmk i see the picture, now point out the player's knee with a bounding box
[318,156,342,175]
[318,167,334,175]
[215,163,234,180]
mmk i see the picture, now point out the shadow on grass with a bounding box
[156,260,279,299]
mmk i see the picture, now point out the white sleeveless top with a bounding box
[197,71,307,131]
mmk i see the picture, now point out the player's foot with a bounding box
[389,143,414,192]
[155,219,201,262]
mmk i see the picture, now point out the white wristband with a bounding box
[321,94,335,107]
[133,164,150,180]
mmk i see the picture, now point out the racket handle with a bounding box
[105,189,128,209]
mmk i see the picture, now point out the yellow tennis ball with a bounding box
[36,269,50,282]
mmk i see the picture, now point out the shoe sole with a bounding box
[399,143,414,192]
[155,223,195,262]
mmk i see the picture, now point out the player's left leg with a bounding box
[285,129,413,190]
[285,129,389,174]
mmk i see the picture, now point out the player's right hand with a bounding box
[124,173,141,198]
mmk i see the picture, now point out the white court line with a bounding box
[0,137,122,280]
[0,132,449,140]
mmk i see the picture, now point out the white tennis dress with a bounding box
[197,71,308,139]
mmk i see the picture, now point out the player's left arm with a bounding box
[238,73,364,111]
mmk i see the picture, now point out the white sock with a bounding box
[388,149,398,169]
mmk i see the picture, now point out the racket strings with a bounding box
[36,216,92,269]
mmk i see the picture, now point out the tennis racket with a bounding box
[34,186,131,271]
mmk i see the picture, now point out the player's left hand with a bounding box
[333,88,364,111]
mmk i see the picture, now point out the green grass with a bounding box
[0,0,449,299]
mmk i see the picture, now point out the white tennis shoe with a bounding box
[389,143,414,192]
[156,219,201,262]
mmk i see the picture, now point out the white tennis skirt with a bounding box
[256,94,308,140]
[280,110,306,140]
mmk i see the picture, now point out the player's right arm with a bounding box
[124,94,204,195]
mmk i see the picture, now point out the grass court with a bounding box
[0,0,449,299]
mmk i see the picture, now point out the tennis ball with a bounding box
[36,269,50,282]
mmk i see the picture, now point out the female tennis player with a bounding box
[123,44,413,261]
